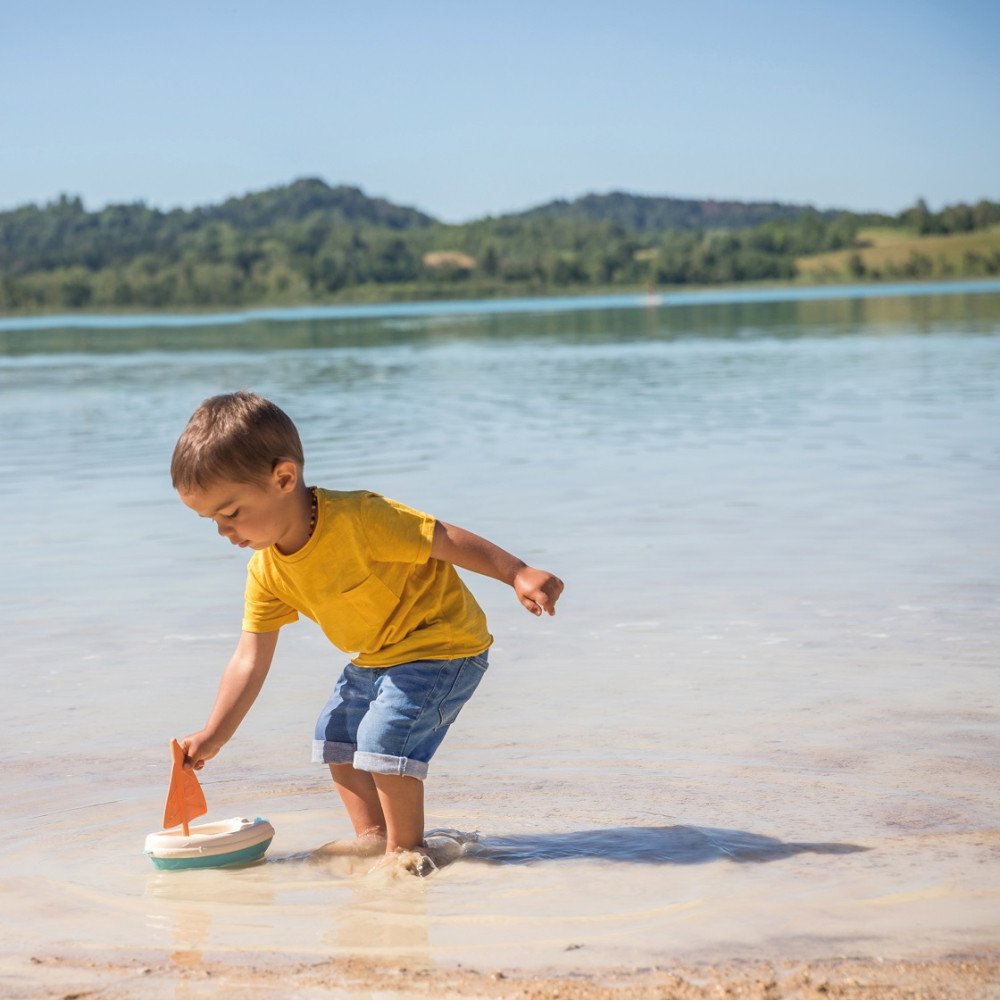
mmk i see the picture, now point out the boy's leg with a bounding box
[328,764,424,853]
[316,665,388,840]
[345,652,487,856]
[371,773,424,852]
[328,763,387,840]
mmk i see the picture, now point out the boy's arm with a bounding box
[430,520,564,616]
[179,628,280,770]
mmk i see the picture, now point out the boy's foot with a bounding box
[369,848,437,878]
[403,852,437,878]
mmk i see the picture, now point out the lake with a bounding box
[1,281,998,976]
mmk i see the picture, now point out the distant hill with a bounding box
[0,180,846,277]
[509,190,845,232]
[198,177,436,231]
[0,178,435,274]
[1,178,996,313]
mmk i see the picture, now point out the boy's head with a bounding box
[171,391,304,492]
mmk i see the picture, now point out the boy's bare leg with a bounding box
[371,773,425,853]
[328,763,387,840]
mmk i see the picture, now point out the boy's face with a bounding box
[178,464,304,553]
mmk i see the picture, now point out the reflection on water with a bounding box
[2,281,1000,355]
[0,286,998,968]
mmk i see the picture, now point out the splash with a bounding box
[361,831,483,879]
[303,829,480,879]
[367,850,437,880]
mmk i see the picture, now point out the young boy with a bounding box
[171,391,563,865]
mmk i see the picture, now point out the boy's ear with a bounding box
[271,459,299,493]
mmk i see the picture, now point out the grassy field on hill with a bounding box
[797,226,1000,281]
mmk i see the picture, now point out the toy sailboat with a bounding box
[144,739,274,870]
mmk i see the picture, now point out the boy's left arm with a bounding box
[430,520,564,616]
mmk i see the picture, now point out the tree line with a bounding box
[0,179,997,312]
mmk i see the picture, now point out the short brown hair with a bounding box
[171,391,304,491]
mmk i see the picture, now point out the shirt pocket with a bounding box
[340,573,400,649]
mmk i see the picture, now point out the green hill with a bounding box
[0,178,434,275]
[0,180,997,313]
[508,190,850,232]
[199,177,435,232]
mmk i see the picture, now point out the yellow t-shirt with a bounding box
[242,489,492,667]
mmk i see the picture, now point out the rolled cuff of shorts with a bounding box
[353,751,429,781]
[312,739,355,765]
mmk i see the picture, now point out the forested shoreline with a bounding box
[1,179,998,313]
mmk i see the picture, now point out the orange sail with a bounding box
[163,739,208,836]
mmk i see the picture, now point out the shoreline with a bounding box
[8,946,999,999]
[1,277,999,333]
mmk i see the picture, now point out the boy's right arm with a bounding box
[179,629,280,771]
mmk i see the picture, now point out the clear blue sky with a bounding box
[2,1,997,222]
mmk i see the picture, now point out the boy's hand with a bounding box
[513,566,564,616]
[180,730,223,771]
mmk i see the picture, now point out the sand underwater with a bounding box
[1,286,998,997]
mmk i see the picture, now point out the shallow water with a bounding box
[1,285,998,975]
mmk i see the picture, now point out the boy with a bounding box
[171,391,563,867]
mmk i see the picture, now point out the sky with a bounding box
[1,1,998,222]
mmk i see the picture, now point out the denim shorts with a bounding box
[311,651,489,781]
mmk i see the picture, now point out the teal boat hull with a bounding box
[146,836,273,870]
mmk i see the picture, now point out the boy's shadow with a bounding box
[446,825,867,866]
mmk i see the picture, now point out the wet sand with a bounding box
[2,760,998,999]
[6,948,999,999]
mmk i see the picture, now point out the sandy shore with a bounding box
[5,949,998,999]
